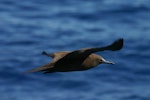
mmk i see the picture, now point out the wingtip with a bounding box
[115,38,124,50]
[118,38,124,43]
[108,38,124,51]
[22,70,33,74]
[42,51,47,55]
[23,69,37,74]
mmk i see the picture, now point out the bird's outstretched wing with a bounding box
[54,38,124,67]
[24,63,54,73]
[42,51,55,58]
[83,38,124,53]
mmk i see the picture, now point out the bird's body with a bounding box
[25,39,123,74]
[50,53,103,72]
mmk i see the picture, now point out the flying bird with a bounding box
[25,38,123,74]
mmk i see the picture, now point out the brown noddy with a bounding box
[25,38,123,74]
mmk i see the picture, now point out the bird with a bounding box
[25,38,123,74]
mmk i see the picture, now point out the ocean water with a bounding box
[0,0,150,100]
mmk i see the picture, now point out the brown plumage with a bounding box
[25,38,123,74]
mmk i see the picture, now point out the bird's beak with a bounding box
[103,60,115,65]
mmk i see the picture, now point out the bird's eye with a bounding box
[96,59,102,62]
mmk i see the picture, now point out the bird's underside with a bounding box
[25,38,123,74]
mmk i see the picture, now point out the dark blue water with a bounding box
[0,0,150,100]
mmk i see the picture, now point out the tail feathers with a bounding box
[24,63,53,73]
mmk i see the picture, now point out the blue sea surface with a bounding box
[0,0,150,100]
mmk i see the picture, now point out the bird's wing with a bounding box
[81,38,124,53]
[42,51,70,59]
[42,51,55,58]
[54,38,123,66]
[24,62,54,73]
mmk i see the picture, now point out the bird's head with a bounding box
[96,56,114,65]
